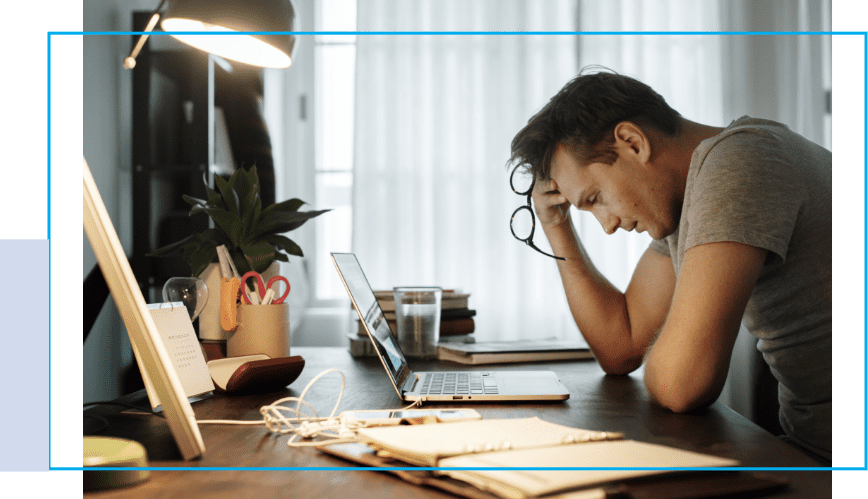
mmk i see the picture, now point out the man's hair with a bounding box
[509,68,682,180]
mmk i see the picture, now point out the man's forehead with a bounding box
[551,147,593,182]
[550,145,577,175]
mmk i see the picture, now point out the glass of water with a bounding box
[393,287,442,359]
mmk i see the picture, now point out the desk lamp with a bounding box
[124,0,297,69]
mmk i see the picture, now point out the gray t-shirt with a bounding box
[649,116,832,460]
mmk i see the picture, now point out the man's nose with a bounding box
[594,210,618,235]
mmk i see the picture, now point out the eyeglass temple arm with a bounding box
[524,240,566,261]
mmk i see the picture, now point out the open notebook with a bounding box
[318,417,785,499]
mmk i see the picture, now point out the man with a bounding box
[509,70,831,464]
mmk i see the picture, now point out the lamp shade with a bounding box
[161,0,296,68]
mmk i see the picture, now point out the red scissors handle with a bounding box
[240,271,291,305]
[240,272,264,304]
[265,276,291,304]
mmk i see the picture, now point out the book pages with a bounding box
[355,417,620,467]
[438,440,739,499]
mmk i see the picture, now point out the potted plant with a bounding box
[148,166,329,348]
[148,165,329,277]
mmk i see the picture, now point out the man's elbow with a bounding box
[597,352,644,376]
[649,389,713,413]
[644,370,720,413]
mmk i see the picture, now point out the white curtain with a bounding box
[353,0,580,342]
[351,0,828,350]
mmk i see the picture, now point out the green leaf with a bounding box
[233,252,254,276]
[251,209,331,239]
[263,198,305,217]
[258,198,306,227]
[275,198,306,212]
[266,234,304,257]
[147,233,197,257]
[248,196,262,237]
[242,190,262,241]
[197,228,231,247]
[202,172,224,207]
[182,195,209,208]
[184,238,218,277]
[274,252,290,263]
[233,167,260,215]
[214,174,240,217]
[203,207,244,246]
[240,240,277,274]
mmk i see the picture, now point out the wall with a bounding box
[83,0,164,403]
[82,0,321,403]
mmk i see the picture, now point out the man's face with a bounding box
[549,144,679,240]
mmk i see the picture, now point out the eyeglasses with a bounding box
[509,165,566,261]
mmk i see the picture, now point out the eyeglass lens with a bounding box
[510,206,534,240]
[509,165,567,261]
[510,167,534,195]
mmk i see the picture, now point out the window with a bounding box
[313,0,357,301]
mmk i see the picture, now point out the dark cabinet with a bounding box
[129,11,212,301]
[129,11,276,302]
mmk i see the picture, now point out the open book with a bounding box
[342,417,750,499]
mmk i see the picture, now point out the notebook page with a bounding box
[355,417,621,467]
[438,440,739,499]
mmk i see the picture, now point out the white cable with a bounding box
[196,368,426,447]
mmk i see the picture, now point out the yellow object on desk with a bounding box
[220,276,240,331]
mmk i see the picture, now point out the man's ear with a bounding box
[613,122,651,164]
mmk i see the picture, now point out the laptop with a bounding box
[332,253,570,402]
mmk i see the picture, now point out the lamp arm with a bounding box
[123,0,169,69]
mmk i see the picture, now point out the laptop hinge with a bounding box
[402,371,418,393]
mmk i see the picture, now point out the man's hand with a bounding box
[532,178,572,228]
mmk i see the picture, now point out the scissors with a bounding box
[240,271,290,305]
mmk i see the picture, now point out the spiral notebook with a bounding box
[319,417,787,499]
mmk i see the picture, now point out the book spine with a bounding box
[368,291,471,312]
[347,334,378,357]
[358,318,475,336]
[439,318,475,336]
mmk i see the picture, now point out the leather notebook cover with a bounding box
[208,355,305,394]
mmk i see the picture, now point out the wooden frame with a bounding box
[83,158,205,460]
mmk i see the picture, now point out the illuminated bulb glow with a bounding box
[162,18,292,68]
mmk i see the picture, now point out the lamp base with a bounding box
[83,437,150,491]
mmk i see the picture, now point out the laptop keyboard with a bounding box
[420,373,498,395]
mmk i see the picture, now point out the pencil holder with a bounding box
[227,303,290,359]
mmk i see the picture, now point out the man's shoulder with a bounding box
[695,117,791,167]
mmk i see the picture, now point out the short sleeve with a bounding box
[648,238,670,258]
[685,130,805,264]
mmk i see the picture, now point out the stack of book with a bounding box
[348,289,476,357]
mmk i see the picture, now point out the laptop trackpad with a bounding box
[499,372,563,393]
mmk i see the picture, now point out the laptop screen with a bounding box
[331,253,410,390]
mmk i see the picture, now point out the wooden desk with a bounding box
[84,347,830,498]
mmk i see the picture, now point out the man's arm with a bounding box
[541,215,676,375]
[643,241,766,412]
